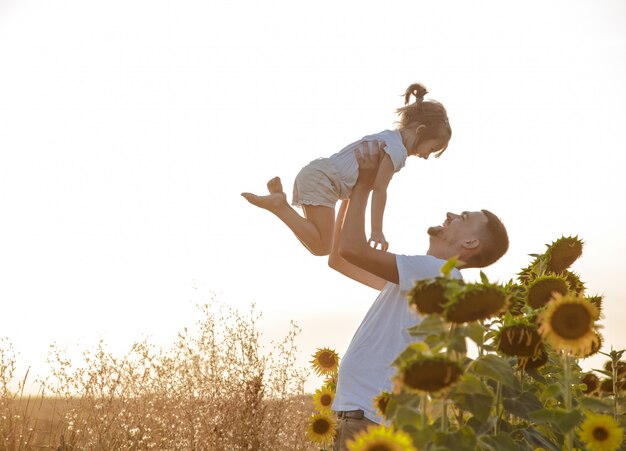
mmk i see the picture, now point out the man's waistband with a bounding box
[335,409,365,420]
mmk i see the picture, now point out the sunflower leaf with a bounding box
[464,322,486,346]
[450,374,494,422]
[440,257,460,276]
[470,355,521,390]
[580,396,613,413]
[477,433,519,451]
[502,390,544,420]
[479,271,489,284]
[407,314,446,338]
[433,426,477,451]
[528,407,583,433]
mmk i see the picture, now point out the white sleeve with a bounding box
[383,143,407,173]
[395,254,462,293]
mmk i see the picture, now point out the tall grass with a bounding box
[1,304,315,450]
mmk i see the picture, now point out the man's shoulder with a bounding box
[395,254,462,291]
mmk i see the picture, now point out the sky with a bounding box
[1,0,625,394]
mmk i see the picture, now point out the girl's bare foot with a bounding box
[241,192,288,211]
[266,176,284,194]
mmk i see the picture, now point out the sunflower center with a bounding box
[593,426,609,441]
[549,303,592,339]
[403,360,461,392]
[368,444,393,451]
[312,418,330,434]
[319,353,336,368]
[320,394,332,406]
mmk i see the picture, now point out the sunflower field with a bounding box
[309,236,626,451]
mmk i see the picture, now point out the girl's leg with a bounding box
[241,177,335,256]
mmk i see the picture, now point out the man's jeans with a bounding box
[333,415,377,451]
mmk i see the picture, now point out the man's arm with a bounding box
[339,143,400,284]
[328,200,387,291]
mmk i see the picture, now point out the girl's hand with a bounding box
[368,230,389,251]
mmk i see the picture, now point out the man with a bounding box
[328,142,509,449]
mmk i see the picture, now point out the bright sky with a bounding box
[1,0,625,394]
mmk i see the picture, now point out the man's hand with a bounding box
[354,141,383,191]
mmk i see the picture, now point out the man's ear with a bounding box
[414,124,426,136]
[462,238,480,250]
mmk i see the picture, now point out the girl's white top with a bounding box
[329,129,408,198]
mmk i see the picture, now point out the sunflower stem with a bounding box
[441,398,448,433]
[611,350,619,420]
[420,394,428,428]
[563,351,573,451]
[494,381,502,436]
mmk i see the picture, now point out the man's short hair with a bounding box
[467,209,509,268]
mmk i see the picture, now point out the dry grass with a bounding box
[0,305,316,450]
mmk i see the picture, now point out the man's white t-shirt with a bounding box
[332,254,462,423]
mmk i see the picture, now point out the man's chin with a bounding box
[428,226,443,236]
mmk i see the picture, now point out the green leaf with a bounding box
[520,426,560,450]
[540,382,563,401]
[528,407,583,433]
[480,271,490,285]
[441,257,460,276]
[407,314,446,338]
[407,424,434,449]
[433,426,477,451]
[478,433,518,451]
[580,396,613,413]
[448,332,467,354]
[464,322,486,346]
[502,391,544,420]
[470,355,521,390]
[393,406,422,429]
[451,374,494,422]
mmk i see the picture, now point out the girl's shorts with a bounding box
[292,158,343,209]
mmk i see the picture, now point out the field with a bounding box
[0,305,317,450]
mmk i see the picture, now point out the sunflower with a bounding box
[306,412,336,444]
[525,275,569,309]
[578,331,603,359]
[408,278,449,315]
[311,347,339,376]
[587,295,604,318]
[444,284,508,323]
[581,372,600,395]
[604,360,626,378]
[313,385,335,414]
[503,282,526,316]
[394,356,462,395]
[545,235,584,274]
[497,323,542,357]
[324,372,338,391]
[563,270,585,294]
[600,378,615,395]
[517,255,544,285]
[578,412,623,451]
[518,346,548,370]
[347,424,417,451]
[538,293,599,356]
[372,391,391,418]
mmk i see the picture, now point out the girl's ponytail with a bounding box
[396,82,451,152]
[403,83,428,106]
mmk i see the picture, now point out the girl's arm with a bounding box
[328,200,387,291]
[369,153,394,251]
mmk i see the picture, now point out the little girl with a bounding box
[241,83,451,256]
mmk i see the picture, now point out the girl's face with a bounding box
[414,138,446,160]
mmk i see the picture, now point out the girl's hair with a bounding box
[396,83,452,156]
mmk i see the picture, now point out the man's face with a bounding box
[428,211,488,257]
